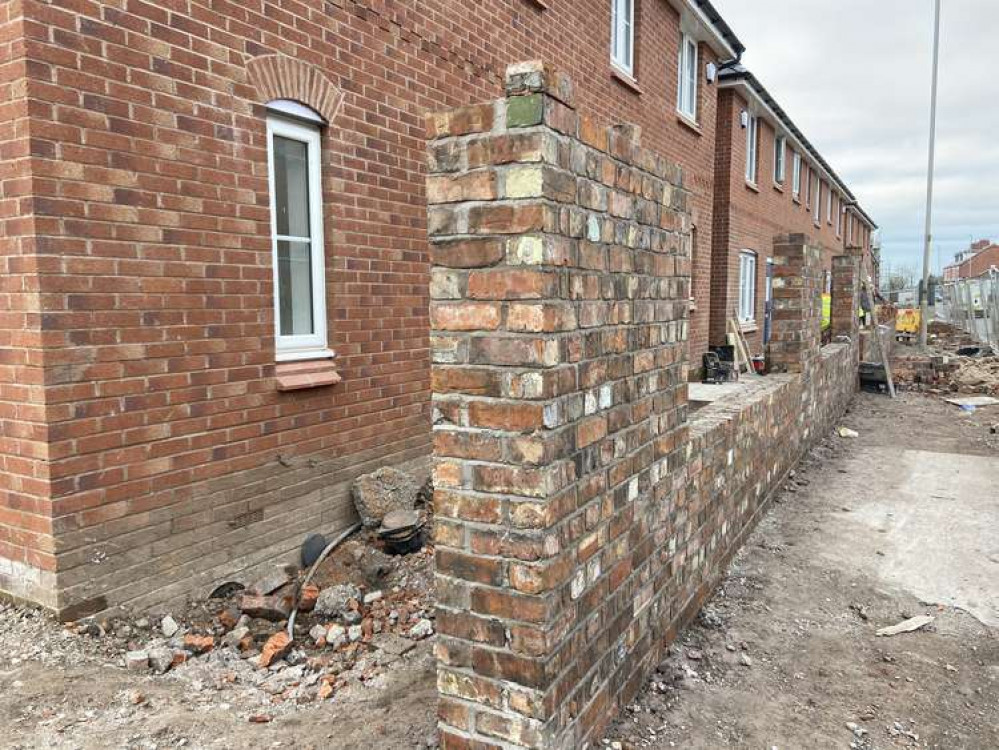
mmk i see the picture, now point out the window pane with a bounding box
[274,136,311,238]
[277,239,315,336]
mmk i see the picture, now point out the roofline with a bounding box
[686,0,746,59]
[718,67,876,229]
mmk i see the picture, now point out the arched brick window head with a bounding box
[246,54,344,125]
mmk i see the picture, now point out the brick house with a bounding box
[711,65,877,356]
[0,0,749,617]
[944,240,998,280]
[0,0,874,620]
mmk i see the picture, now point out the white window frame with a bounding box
[611,0,635,76]
[813,175,821,223]
[677,33,698,120]
[837,199,843,238]
[745,112,758,185]
[826,185,833,224]
[738,251,757,324]
[774,134,786,184]
[791,151,801,198]
[267,113,329,361]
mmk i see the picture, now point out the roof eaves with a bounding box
[690,0,746,58]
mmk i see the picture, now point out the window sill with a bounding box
[792,195,801,204]
[676,112,701,136]
[524,0,548,7]
[744,181,760,193]
[813,221,821,228]
[689,298,698,311]
[275,357,341,392]
[610,66,642,95]
[739,321,759,333]
[772,181,784,193]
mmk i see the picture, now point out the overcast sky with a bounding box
[712,0,997,277]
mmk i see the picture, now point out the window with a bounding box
[774,135,786,183]
[738,251,757,323]
[745,112,758,184]
[826,185,833,224]
[611,0,634,75]
[677,33,698,120]
[792,151,801,198]
[836,197,843,237]
[812,175,821,223]
[805,166,812,206]
[267,111,328,360]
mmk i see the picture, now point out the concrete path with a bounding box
[822,447,999,627]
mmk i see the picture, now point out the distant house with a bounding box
[944,240,998,281]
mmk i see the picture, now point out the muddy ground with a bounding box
[2,389,997,749]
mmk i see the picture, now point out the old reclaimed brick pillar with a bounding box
[427,62,692,749]
[768,234,822,374]
[830,253,861,342]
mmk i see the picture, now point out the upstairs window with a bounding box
[792,151,802,198]
[812,175,821,223]
[826,188,833,224]
[677,33,698,120]
[745,112,759,184]
[774,135,786,183]
[611,0,635,75]
[739,251,757,323]
[267,108,328,360]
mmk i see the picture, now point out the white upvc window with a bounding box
[677,33,698,120]
[738,251,757,323]
[774,135,786,183]
[267,112,329,361]
[792,151,801,198]
[837,199,843,237]
[826,185,833,224]
[813,175,821,223]
[745,112,758,184]
[611,0,635,76]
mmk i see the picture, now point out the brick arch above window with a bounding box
[246,55,344,124]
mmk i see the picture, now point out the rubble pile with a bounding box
[893,323,999,395]
[64,471,437,714]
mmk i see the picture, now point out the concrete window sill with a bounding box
[772,181,785,193]
[745,181,760,193]
[739,321,759,333]
[523,0,548,8]
[676,112,702,136]
[610,66,642,95]
[276,357,341,392]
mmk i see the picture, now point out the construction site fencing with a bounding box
[942,272,999,353]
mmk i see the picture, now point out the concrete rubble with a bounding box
[53,488,436,713]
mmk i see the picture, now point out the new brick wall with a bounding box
[428,62,692,749]
[0,0,727,615]
[428,79,862,748]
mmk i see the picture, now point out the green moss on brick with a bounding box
[506,94,544,129]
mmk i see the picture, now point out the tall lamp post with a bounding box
[919,0,941,348]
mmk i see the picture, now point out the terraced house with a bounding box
[1,0,873,689]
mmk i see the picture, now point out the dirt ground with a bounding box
[605,390,999,750]
[2,389,997,750]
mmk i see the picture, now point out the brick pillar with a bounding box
[830,254,861,341]
[428,61,691,749]
[768,234,822,374]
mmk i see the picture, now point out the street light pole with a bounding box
[919,0,941,348]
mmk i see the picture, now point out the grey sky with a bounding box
[712,0,997,276]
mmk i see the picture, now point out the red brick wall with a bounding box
[711,87,864,355]
[0,0,58,607]
[2,0,727,614]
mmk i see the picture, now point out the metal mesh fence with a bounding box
[942,272,999,353]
